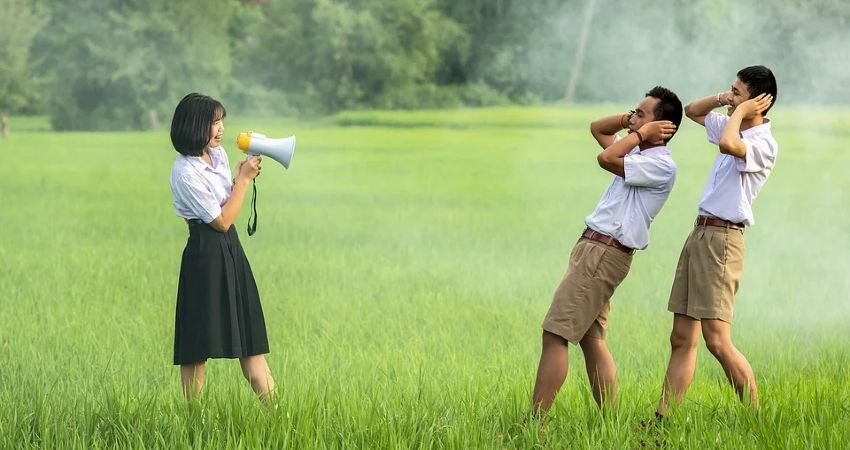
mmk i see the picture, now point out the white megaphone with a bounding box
[236,131,296,169]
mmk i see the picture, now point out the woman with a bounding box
[169,92,275,402]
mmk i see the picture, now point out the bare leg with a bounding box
[579,336,617,410]
[657,314,701,415]
[531,331,569,413]
[240,355,276,403]
[180,361,206,401]
[702,319,758,410]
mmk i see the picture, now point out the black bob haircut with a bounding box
[645,86,683,143]
[737,65,777,116]
[170,93,226,156]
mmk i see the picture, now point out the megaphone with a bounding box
[236,131,296,169]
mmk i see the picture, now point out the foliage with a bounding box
[0,0,48,114]
[8,0,850,128]
[34,0,232,130]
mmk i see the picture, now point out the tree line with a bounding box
[1,0,848,130]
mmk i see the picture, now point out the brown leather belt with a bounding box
[695,215,745,231]
[581,227,635,255]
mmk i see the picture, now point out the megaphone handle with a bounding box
[247,179,258,236]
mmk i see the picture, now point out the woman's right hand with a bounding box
[237,155,262,182]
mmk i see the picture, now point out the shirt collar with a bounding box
[184,147,221,172]
[742,119,771,138]
[638,145,671,156]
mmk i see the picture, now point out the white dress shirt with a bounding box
[585,136,677,250]
[697,112,778,226]
[170,146,233,224]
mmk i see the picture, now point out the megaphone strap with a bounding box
[247,180,258,236]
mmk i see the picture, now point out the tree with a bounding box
[16,0,850,130]
[35,0,233,130]
[238,0,466,113]
[0,0,48,136]
[435,0,570,103]
[564,0,596,103]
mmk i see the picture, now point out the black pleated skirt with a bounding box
[173,220,269,365]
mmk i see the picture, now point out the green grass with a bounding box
[1,106,849,449]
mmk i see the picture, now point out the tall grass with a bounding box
[1,107,848,448]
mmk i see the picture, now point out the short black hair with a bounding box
[170,93,226,156]
[737,65,777,116]
[645,86,683,143]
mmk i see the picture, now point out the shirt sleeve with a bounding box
[735,136,777,173]
[704,111,729,145]
[176,171,222,223]
[623,153,675,188]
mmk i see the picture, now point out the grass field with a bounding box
[1,106,849,449]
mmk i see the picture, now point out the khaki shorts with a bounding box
[542,238,633,344]
[667,224,745,323]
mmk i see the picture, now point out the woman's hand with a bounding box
[237,156,262,182]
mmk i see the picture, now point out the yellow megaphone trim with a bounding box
[236,131,252,153]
